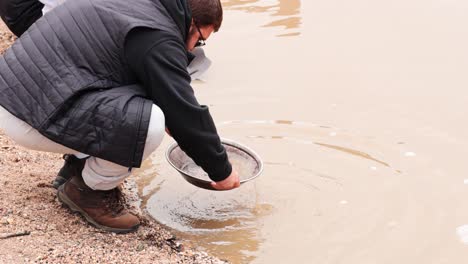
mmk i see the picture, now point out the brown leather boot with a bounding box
[57,173,140,233]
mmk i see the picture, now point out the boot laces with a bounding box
[103,188,126,215]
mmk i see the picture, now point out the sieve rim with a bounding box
[165,138,264,189]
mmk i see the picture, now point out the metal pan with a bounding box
[165,139,263,191]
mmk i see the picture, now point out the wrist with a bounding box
[209,161,232,182]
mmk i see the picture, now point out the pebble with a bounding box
[456,225,468,244]
[136,243,145,252]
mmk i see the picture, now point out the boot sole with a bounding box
[57,185,139,234]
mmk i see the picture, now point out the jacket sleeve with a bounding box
[0,0,44,36]
[124,28,232,182]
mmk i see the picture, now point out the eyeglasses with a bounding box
[194,23,206,47]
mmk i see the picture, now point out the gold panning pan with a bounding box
[165,139,263,191]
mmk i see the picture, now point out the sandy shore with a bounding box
[0,22,225,264]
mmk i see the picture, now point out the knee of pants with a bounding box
[142,105,166,159]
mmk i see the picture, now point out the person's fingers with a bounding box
[210,171,241,190]
[234,178,240,188]
[211,181,228,190]
[211,181,238,190]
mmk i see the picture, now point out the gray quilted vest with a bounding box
[0,0,187,167]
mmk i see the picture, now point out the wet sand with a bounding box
[140,0,468,263]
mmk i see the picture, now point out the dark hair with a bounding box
[188,0,223,32]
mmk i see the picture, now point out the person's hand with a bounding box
[211,169,240,191]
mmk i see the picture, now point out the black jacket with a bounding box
[0,0,232,181]
[125,28,232,181]
[0,0,43,36]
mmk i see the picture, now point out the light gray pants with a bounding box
[0,105,165,190]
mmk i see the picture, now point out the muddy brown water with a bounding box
[136,0,468,263]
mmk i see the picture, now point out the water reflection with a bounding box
[174,201,274,264]
[221,120,396,169]
[140,118,404,263]
[137,152,271,264]
[314,142,391,167]
[222,0,302,36]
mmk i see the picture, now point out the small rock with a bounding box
[136,243,145,252]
